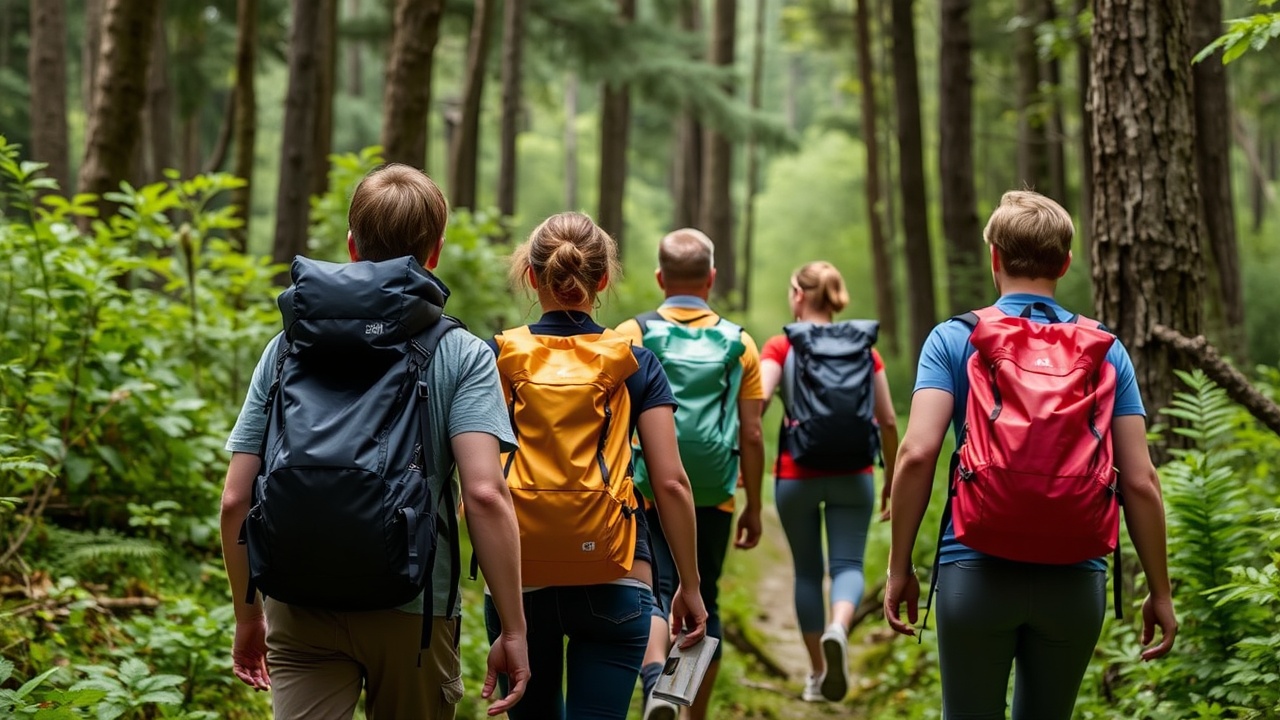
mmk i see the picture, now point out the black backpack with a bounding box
[781,320,880,471]
[240,256,461,645]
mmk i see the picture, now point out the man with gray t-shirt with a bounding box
[219,164,529,720]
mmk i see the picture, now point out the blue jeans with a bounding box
[774,474,875,633]
[484,584,654,720]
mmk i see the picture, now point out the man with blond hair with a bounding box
[884,191,1177,718]
[220,164,529,719]
[616,228,766,720]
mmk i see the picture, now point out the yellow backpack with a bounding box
[494,325,641,586]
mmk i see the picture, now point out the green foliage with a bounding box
[1194,1,1280,64]
[308,146,386,261]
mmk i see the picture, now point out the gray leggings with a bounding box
[936,558,1106,720]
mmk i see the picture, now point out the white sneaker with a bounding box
[820,622,849,702]
[802,673,826,702]
[644,695,679,720]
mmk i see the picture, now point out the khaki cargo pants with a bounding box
[264,598,464,720]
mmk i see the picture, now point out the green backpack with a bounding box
[633,311,746,506]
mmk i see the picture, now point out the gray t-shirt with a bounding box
[226,328,517,617]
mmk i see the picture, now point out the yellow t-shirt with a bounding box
[616,303,763,513]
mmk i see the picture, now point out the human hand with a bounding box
[483,630,530,716]
[1140,594,1178,661]
[735,508,762,549]
[883,572,920,637]
[670,583,708,647]
[232,615,271,691]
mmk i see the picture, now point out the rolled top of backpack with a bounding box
[279,256,448,358]
[784,319,879,355]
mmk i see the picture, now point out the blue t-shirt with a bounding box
[486,311,678,568]
[914,293,1145,569]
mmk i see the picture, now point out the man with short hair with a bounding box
[219,163,529,719]
[616,228,766,720]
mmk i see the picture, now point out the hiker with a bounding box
[883,191,1177,719]
[614,228,766,720]
[219,164,529,720]
[484,211,708,720]
[760,260,899,703]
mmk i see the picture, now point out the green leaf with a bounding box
[16,667,61,699]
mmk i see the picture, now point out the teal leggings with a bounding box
[936,558,1107,719]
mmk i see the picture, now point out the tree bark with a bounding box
[702,0,738,301]
[311,0,338,196]
[203,91,235,173]
[1015,0,1048,190]
[76,0,160,225]
[230,0,257,252]
[891,0,937,361]
[1090,0,1204,417]
[28,0,71,191]
[672,0,703,230]
[82,0,102,132]
[740,0,768,312]
[449,0,494,211]
[144,8,172,181]
[346,0,362,97]
[381,0,443,170]
[938,0,984,316]
[1076,0,1092,254]
[599,0,637,254]
[1191,0,1244,360]
[1041,0,1067,203]
[564,71,579,210]
[856,0,900,351]
[272,0,321,273]
[498,0,527,219]
[1152,325,1280,436]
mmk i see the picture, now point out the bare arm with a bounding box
[884,389,953,636]
[760,359,782,414]
[220,452,270,691]
[1111,415,1177,660]
[873,369,899,520]
[637,405,708,644]
[735,398,764,549]
[454,431,529,713]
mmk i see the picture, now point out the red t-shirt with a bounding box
[761,335,885,479]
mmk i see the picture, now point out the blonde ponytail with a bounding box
[792,261,849,315]
[511,212,621,307]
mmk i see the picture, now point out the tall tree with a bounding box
[1191,0,1244,358]
[740,0,768,312]
[672,0,704,229]
[229,0,257,252]
[1040,0,1067,203]
[28,0,70,191]
[381,0,443,169]
[1091,0,1204,415]
[855,0,900,350]
[311,0,338,197]
[272,0,321,271]
[702,0,738,300]
[346,0,362,97]
[76,0,160,224]
[145,8,173,181]
[82,0,102,124]
[449,0,494,211]
[1075,0,1092,250]
[598,0,636,252]
[891,0,936,360]
[498,0,527,219]
[564,71,579,209]
[1014,0,1049,190]
[938,0,983,316]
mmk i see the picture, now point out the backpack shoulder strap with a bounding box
[1073,315,1110,333]
[952,306,1002,329]
[635,310,665,334]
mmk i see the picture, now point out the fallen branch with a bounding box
[1152,324,1280,435]
[848,579,887,632]
[3,593,160,618]
[722,623,790,680]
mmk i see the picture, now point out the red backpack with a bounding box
[951,304,1121,564]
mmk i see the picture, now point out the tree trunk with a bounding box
[672,0,703,230]
[879,0,897,252]
[76,0,160,225]
[203,91,235,173]
[144,8,172,181]
[740,0,768,313]
[449,0,494,211]
[311,0,338,196]
[1041,0,1067,203]
[1090,0,1204,417]
[271,0,321,273]
[938,0,984,316]
[28,0,71,191]
[856,0,900,351]
[702,0,738,301]
[346,0,362,97]
[82,0,102,129]
[381,0,443,170]
[1191,0,1244,360]
[1015,0,1048,190]
[1076,0,1092,254]
[180,114,200,178]
[891,0,937,361]
[564,71,579,210]
[230,0,257,252]
[598,0,637,254]
[498,0,527,219]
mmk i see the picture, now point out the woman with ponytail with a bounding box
[482,212,707,719]
[760,261,899,703]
